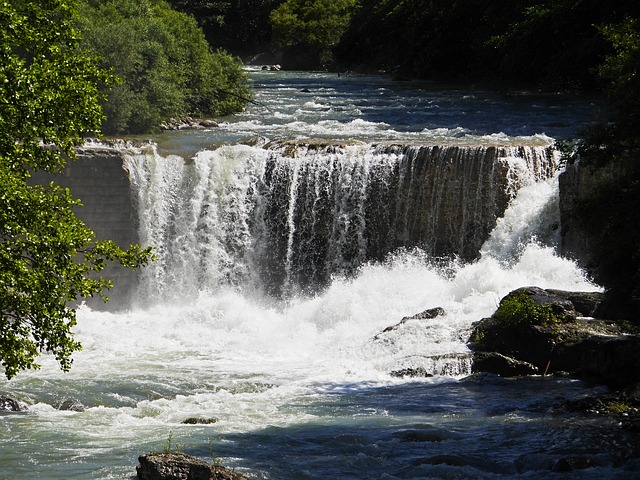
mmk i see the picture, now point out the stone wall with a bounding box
[558,160,597,272]
[31,145,137,310]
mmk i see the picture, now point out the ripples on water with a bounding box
[1,70,638,480]
[151,69,597,156]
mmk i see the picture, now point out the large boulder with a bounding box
[469,287,640,387]
[137,452,246,480]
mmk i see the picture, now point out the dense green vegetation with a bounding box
[568,18,640,319]
[0,0,154,378]
[470,292,560,348]
[167,0,285,57]
[270,0,356,68]
[335,0,640,89]
[77,0,252,134]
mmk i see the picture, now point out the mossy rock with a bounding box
[136,452,246,480]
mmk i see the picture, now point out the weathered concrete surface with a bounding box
[30,143,138,310]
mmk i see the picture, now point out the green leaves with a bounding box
[77,0,251,134]
[270,0,356,65]
[0,1,154,379]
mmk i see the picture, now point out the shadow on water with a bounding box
[187,375,640,480]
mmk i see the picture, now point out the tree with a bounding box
[270,0,356,67]
[167,0,285,56]
[569,16,640,320]
[77,0,252,134]
[0,0,154,379]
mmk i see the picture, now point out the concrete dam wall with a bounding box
[31,141,557,309]
[31,143,138,310]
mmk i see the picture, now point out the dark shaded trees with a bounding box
[335,0,640,90]
[567,17,640,319]
[167,0,285,57]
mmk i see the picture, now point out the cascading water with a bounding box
[126,142,556,300]
[2,70,637,480]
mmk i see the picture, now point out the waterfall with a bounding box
[125,141,557,302]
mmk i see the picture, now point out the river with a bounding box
[1,70,638,479]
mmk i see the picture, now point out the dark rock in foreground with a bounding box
[471,352,539,377]
[469,286,640,387]
[137,452,246,480]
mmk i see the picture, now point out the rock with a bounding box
[394,425,461,442]
[199,119,218,128]
[181,417,218,425]
[390,367,433,378]
[136,452,246,480]
[552,457,597,472]
[0,392,28,411]
[511,286,578,322]
[622,382,640,403]
[545,289,604,317]
[57,398,86,412]
[375,307,445,339]
[415,454,506,474]
[469,286,640,387]
[403,307,446,321]
[471,352,539,377]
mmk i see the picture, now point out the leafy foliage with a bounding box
[167,0,285,56]
[270,0,356,66]
[493,292,560,329]
[0,0,154,379]
[336,0,640,89]
[469,292,560,349]
[566,17,640,319]
[77,0,252,134]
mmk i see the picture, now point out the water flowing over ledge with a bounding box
[124,141,558,301]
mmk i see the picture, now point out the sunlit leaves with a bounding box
[270,0,356,64]
[77,0,251,134]
[0,0,154,379]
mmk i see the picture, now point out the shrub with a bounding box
[493,292,560,329]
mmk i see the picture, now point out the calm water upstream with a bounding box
[2,70,639,480]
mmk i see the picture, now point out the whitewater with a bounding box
[2,70,638,479]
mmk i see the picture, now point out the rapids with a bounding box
[2,70,638,480]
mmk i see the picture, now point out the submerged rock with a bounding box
[136,452,246,480]
[390,367,433,378]
[552,457,598,472]
[181,417,218,425]
[57,398,86,412]
[471,352,539,377]
[0,392,28,412]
